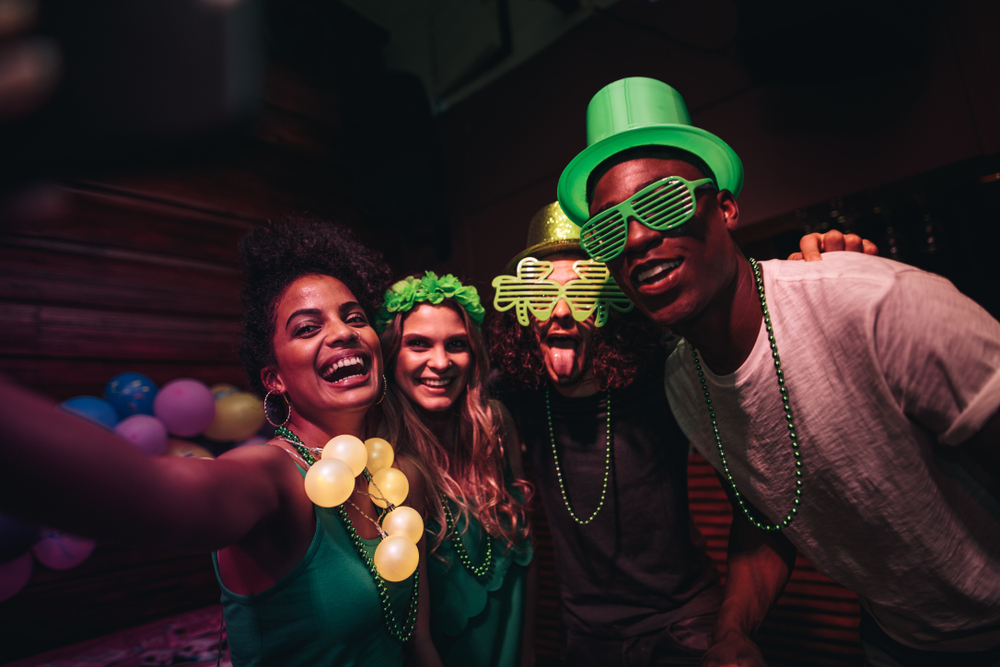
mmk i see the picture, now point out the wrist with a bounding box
[712,604,756,643]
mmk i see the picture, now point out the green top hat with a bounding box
[503,201,586,274]
[557,77,743,225]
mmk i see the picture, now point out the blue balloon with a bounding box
[0,513,39,562]
[60,396,120,430]
[104,372,159,418]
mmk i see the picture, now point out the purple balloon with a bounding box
[114,414,169,456]
[0,552,33,603]
[32,528,96,570]
[153,379,216,437]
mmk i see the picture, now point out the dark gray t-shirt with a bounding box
[502,370,720,639]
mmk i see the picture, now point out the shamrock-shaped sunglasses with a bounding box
[580,176,715,263]
[493,257,633,328]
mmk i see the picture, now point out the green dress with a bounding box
[212,471,416,667]
[427,500,533,667]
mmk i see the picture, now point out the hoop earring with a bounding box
[264,390,291,427]
[375,374,387,405]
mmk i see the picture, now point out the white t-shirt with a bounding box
[664,253,1000,651]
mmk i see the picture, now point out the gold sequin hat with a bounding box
[503,202,587,274]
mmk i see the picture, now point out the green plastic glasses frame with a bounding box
[580,176,715,262]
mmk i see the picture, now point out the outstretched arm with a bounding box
[701,477,797,667]
[789,230,878,261]
[0,376,287,553]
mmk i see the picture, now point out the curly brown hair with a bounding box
[237,215,393,396]
[485,306,668,392]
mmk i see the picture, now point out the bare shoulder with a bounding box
[215,441,306,497]
[217,439,295,470]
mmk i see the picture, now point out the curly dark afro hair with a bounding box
[238,215,393,397]
[485,306,668,392]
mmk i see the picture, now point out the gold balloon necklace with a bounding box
[275,426,423,641]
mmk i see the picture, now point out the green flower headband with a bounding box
[375,271,485,332]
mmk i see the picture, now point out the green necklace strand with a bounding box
[689,257,803,532]
[545,389,613,525]
[441,495,494,581]
[274,425,419,642]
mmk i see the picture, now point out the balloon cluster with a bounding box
[0,375,272,603]
[304,436,422,583]
[0,514,96,603]
[59,374,268,460]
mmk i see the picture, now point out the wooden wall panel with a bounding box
[2,186,248,265]
[0,303,239,361]
[0,246,240,317]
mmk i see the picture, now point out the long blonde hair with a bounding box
[377,300,531,553]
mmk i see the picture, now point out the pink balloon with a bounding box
[153,379,216,437]
[114,414,169,456]
[236,435,268,448]
[0,552,33,602]
[32,529,96,570]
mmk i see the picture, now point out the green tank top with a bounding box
[427,499,533,667]
[212,472,416,667]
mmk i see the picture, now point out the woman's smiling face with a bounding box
[392,303,472,414]
[267,274,382,422]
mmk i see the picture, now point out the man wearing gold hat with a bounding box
[556,77,1000,666]
[487,201,861,665]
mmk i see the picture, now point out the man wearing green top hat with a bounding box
[557,77,1000,666]
[487,202,865,666]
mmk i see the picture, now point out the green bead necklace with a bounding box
[545,389,612,525]
[334,504,419,642]
[690,257,803,532]
[274,425,419,642]
[441,495,494,581]
[274,426,321,466]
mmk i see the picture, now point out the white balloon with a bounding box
[304,458,355,507]
[369,467,409,509]
[382,506,424,543]
[374,535,419,582]
[323,435,367,477]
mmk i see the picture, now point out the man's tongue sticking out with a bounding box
[547,338,578,381]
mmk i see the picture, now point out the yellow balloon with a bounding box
[369,467,408,509]
[203,392,266,442]
[323,435,367,477]
[364,437,394,474]
[382,506,424,544]
[304,458,355,507]
[164,439,215,459]
[373,535,419,582]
